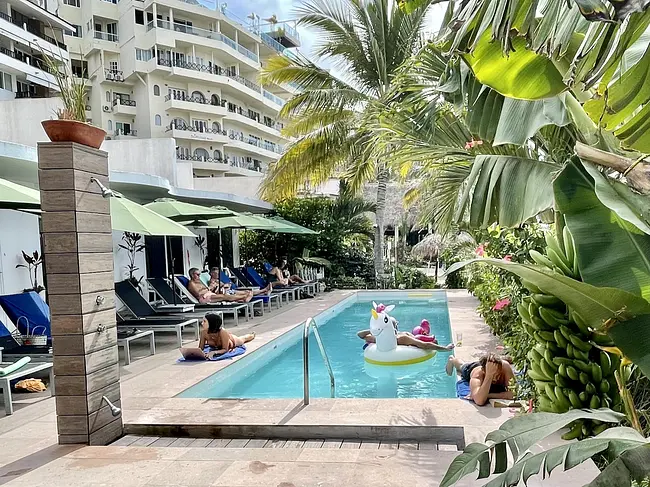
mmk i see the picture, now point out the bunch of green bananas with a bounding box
[517,227,622,439]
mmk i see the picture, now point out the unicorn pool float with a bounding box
[363,302,436,366]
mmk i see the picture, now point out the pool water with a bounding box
[179,295,457,399]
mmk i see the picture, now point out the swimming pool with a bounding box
[179,291,457,399]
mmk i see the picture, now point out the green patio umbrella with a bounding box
[110,196,196,237]
[185,213,276,230]
[265,217,319,234]
[144,198,234,221]
[0,178,41,209]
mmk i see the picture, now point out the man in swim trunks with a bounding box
[187,268,252,303]
[445,353,514,406]
[357,329,455,352]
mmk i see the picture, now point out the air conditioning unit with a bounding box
[103,105,110,112]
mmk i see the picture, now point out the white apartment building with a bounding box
[58,0,299,197]
[0,0,72,99]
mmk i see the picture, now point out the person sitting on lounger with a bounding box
[187,268,252,303]
[357,329,455,352]
[199,312,255,357]
[445,353,514,406]
[207,267,271,297]
[269,259,307,286]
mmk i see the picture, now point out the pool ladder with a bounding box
[303,317,335,405]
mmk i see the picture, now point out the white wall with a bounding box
[102,137,177,184]
[182,228,207,273]
[193,175,264,199]
[0,98,64,147]
[0,210,43,325]
[112,230,146,284]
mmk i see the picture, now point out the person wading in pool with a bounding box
[445,353,514,406]
[357,316,455,352]
[199,313,255,358]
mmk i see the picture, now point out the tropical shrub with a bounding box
[240,195,376,285]
[394,265,435,289]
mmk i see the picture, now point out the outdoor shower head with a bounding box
[90,177,115,198]
[101,396,122,417]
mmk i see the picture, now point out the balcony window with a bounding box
[64,0,80,6]
[71,25,82,37]
[211,94,220,106]
[153,85,160,96]
[191,91,205,103]
[194,148,209,161]
[213,150,222,161]
[0,70,11,91]
[212,121,221,132]
[135,10,144,25]
[155,114,161,126]
[136,48,152,61]
[71,59,88,78]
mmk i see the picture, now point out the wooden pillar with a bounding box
[38,142,122,446]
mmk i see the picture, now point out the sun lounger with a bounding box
[115,281,194,314]
[0,360,53,415]
[148,277,264,318]
[245,267,301,302]
[172,276,250,325]
[117,312,200,348]
[219,271,279,312]
[263,262,318,295]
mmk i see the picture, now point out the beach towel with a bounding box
[177,345,246,362]
[456,379,471,400]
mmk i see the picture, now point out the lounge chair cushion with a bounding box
[0,356,31,376]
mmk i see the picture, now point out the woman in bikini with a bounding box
[198,312,255,357]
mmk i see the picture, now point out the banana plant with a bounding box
[440,409,650,487]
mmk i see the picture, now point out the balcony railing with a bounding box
[15,91,45,99]
[260,32,285,53]
[0,11,67,50]
[94,31,118,42]
[167,121,226,135]
[156,56,262,93]
[261,22,300,42]
[147,20,259,63]
[0,46,53,73]
[177,153,225,164]
[227,154,265,172]
[112,98,136,107]
[104,68,124,81]
[114,129,137,136]
[263,90,285,107]
[228,131,283,154]
[227,103,282,132]
[164,93,224,107]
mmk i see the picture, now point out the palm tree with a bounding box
[258,0,436,277]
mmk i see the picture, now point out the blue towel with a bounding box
[456,379,471,400]
[177,345,246,362]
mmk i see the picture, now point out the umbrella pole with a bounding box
[167,236,176,305]
[217,227,222,291]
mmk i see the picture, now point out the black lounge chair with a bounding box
[116,311,199,348]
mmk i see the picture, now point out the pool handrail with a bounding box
[303,317,335,404]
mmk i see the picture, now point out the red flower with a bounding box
[465,139,484,150]
[492,298,511,311]
[475,244,485,256]
[503,255,512,262]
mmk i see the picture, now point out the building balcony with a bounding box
[177,152,230,172]
[155,57,283,111]
[147,20,259,68]
[164,93,227,117]
[167,124,229,143]
[112,98,137,116]
[0,10,68,60]
[260,21,300,48]
[100,68,131,84]
[85,30,119,54]
[0,46,57,90]
[113,129,138,139]
[225,132,283,160]
[225,107,285,140]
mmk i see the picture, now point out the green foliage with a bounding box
[323,276,370,290]
[394,265,435,289]
[240,196,375,285]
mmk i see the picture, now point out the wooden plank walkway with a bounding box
[111,435,457,451]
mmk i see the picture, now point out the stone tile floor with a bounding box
[0,290,599,486]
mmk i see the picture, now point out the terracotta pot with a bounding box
[41,120,106,149]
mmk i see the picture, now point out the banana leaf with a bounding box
[445,259,650,322]
[440,409,630,487]
[463,32,568,100]
[585,443,650,486]
[456,155,557,228]
[554,159,650,301]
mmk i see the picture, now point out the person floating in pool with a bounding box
[357,328,454,352]
[445,353,514,406]
[199,313,256,358]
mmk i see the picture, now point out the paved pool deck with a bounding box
[0,289,598,486]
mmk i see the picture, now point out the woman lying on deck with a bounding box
[446,353,514,406]
[199,312,255,358]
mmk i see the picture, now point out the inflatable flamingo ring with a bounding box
[412,319,437,343]
[363,302,436,366]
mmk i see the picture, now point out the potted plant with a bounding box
[16,250,44,294]
[39,45,106,148]
[194,235,207,270]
